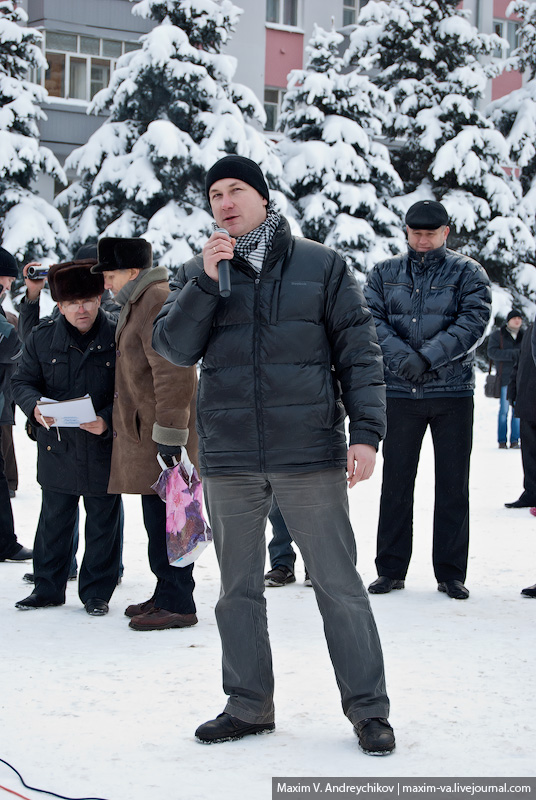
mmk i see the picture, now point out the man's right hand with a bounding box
[34,404,54,428]
[202,231,235,282]
[23,263,46,301]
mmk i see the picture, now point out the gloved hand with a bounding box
[157,443,182,468]
[398,352,431,382]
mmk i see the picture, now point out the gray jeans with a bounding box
[204,469,389,726]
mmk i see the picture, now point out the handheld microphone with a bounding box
[214,227,232,298]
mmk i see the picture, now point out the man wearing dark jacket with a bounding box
[487,310,523,449]
[0,247,32,563]
[12,260,121,615]
[152,156,394,756]
[505,323,536,509]
[364,200,491,600]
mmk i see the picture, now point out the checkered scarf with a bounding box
[214,204,281,274]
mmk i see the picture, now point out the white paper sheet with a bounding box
[37,394,97,427]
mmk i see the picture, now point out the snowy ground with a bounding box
[1,371,535,800]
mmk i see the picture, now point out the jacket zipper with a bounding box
[253,276,265,471]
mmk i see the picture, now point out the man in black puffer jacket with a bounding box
[364,200,491,601]
[153,156,395,756]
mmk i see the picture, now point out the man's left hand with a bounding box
[398,352,430,382]
[80,417,108,435]
[347,444,376,488]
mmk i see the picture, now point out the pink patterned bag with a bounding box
[151,451,212,568]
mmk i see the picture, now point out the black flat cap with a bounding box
[406,200,449,230]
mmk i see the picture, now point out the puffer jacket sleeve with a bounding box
[325,255,386,449]
[137,294,196,446]
[364,261,416,373]
[418,261,491,369]
[152,259,220,367]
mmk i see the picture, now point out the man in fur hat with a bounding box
[12,260,121,615]
[91,237,199,632]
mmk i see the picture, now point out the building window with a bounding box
[264,87,285,131]
[493,19,520,57]
[42,32,140,101]
[343,0,357,26]
[266,0,298,27]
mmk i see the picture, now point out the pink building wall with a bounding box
[264,28,305,88]
[492,0,524,99]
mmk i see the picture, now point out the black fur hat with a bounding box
[91,238,152,273]
[48,260,104,302]
[0,247,18,278]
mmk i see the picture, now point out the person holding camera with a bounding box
[0,247,32,563]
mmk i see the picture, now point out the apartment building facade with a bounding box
[18,0,534,201]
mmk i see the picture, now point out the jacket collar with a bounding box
[50,308,111,352]
[408,242,447,270]
[116,265,168,341]
[229,216,292,281]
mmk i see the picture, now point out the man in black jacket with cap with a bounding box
[153,155,395,755]
[12,260,121,615]
[364,200,491,600]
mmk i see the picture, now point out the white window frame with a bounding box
[39,31,139,102]
[493,19,520,58]
[266,0,302,30]
[264,87,286,132]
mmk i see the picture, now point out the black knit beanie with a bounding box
[507,309,523,323]
[205,155,270,205]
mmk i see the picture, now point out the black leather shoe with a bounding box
[84,598,109,616]
[521,583,536,598]
[368,576,405,594]
[438,580,469,599]
[15,593,63,610]
[195,712,275,744]
[354,718,395,755]
[504,497,535,508]
[2,546,33,562]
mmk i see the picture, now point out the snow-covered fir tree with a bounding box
[60,0,288,273]
[346,0,534,285]
[488,1,536,234]
[0,0,68,264]
[278,24,404,276]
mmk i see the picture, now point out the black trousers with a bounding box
[141,493,196,614]
[520,419,536,503]
[376,397,474,583]
[0,446,18,559]
[0,423,18,490]
[33,489,121,604]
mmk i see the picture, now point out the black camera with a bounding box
[26,265,49,280]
